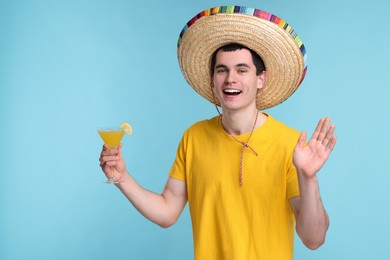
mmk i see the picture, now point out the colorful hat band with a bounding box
[178,5,307,72]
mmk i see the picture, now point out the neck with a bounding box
[222,108,264,136]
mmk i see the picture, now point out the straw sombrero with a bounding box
[177,6,307,110]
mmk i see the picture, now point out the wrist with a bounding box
[297,170,318,184]
[113,171,129,186]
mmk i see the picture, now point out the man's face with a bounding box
[212,49,265,112]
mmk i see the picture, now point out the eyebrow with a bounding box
[235,63,251,68]
[215,63,251,70]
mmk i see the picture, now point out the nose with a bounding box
[225,71,237,85]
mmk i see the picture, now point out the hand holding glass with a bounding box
[98,123,132,184]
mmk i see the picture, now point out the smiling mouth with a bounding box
[223,89,242,96]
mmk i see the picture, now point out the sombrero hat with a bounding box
[177,6,307,110]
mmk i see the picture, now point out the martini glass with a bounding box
[97,127,126,184]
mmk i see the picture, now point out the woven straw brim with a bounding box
[178,12,306,110]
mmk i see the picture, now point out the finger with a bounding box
[317,117,331,142]
[311,118,325,141]
[99,155,106,167]
[101,147,119,156]
[101,155,120,162]
[103,160,118,167]
[326,135,337,152]
[108,148,119,155]
[118,143,123,157]
[100,155,119,167]
[100,144,113,156]
[100,161,105,167]
[322,123,336,146]
[99,147,105,166]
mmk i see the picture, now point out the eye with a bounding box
[216,68,227,74]
[238,69,248,74]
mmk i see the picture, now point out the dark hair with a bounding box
[210,43,266,76]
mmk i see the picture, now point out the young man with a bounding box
[99,6,336,260]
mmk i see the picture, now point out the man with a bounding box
[99,6,336,260]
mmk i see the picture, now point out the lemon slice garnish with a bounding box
[120,122,133,135]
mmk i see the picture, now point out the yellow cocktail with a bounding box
[98,129,125,148]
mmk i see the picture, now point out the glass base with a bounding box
[103,177,125,184]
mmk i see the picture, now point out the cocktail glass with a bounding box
[97,127,126,184]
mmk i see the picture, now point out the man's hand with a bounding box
[293,117,337,178]
[99,143,127,180]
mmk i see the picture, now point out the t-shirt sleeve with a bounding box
[286,131,300,199]
[168,131,187,181]
[286,160,300,199]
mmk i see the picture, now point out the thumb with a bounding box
[117,143,123,157]
[297,130,307,149]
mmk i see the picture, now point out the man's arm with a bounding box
[99,144,187,228]
[290,117,336,249]
[289,182,329,250]
[117,175,187,228]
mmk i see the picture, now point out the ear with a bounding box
[210,80,217,97]
[257,71,266,90]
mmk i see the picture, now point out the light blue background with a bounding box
[1,0,389,259]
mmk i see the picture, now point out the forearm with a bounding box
[115,173,183,228]
[295,173,329,250]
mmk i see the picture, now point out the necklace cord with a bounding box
[221,110,259,186]
[210,82,259,186]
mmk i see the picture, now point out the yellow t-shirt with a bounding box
[169,114,300,260]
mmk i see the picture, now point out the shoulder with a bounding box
[266,114,300,145]
[184,116,220,135]
[267,114,299,134]
[177,116,220,149]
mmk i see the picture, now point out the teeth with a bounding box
[224,89,241,94]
